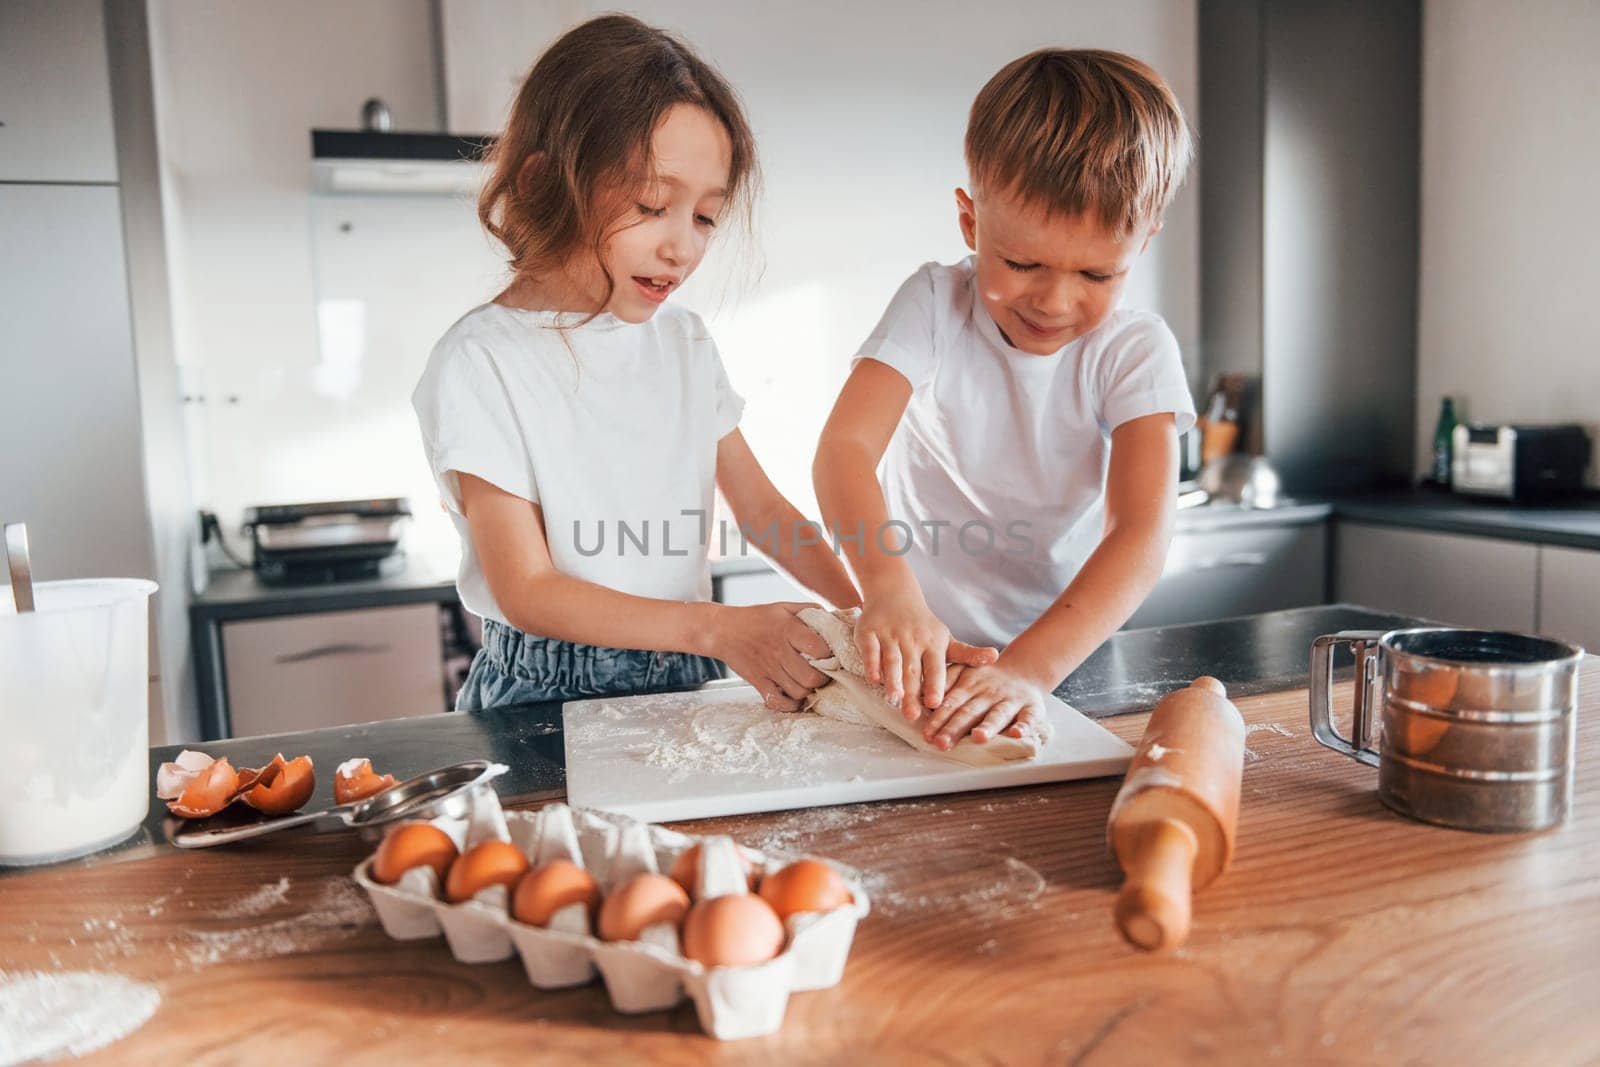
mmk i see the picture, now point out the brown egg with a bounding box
[668,842,757,895]
[598,873,690,942]
[682,894,786,968]
[239,754,316,815]
[758,859,853,920]
[371,822,459,887]
[444,840,530,903]
[166,756,241,819]
[335,757,399,805]
[511,859,601,927]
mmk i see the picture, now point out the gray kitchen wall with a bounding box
[1199,0,1420,493]
[1415,0,1600,485]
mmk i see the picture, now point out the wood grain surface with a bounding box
[3,668,1596,1065]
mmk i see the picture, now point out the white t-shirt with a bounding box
[858,257,1196,650]
[412,302,744,626]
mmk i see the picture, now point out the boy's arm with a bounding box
[714,429,861,610]
[923,412,1177,747]
[813,360,996,714]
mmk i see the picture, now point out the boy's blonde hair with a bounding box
[965,48,1192,236]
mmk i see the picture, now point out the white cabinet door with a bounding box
[0,0,118,182]
[1334,523,1538,631]
[223,605,447,738]
[1538,546,1600,655]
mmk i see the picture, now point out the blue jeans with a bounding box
[456,618,727,710]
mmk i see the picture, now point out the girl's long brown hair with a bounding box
[478,14,758,317]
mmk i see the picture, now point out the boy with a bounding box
[814,48,1195,750]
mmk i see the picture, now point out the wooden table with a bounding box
[4,669,1596,1065]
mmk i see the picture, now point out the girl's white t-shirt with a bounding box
[412,302,744,626]
[858,257,1196,650]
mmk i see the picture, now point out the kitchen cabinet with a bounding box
[0,0,119,182]
[1124,521,1326,629]
[1334,522,1539,632]
[1538,545,1600,654]
[221,604,447,737]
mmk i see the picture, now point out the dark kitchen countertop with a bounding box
[1331,488,1600,551]
[95,603,1422,862]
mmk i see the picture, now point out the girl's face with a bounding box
[600,104,733,323]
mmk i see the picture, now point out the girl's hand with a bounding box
[857,594,998,720]
[921,663,1048,750]
[706,602,832,711]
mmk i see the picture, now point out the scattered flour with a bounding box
[179,877,373,969]
[737,798,937,856]
[1243,722,1296,764]
[0,970,160,1064]
[213,877,291,919]
[862,855,1048,920]
[568,691,884,786]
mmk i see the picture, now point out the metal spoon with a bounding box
[3,523,34,613]
[172,759,508,848]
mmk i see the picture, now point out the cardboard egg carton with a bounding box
[351,790,870,1040]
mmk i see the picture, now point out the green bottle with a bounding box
[1432,396,1458,486]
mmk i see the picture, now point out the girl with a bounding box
[413,14,863,712]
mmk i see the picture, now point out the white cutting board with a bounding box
[563,683,1133,822]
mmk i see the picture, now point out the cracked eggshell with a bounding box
[165,755,240,818]
[334,757,398,804]
[239,754,316,815]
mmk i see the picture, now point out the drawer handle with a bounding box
[1179,551,1270,574]
[274,642,394,664]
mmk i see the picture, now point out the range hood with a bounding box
[310,128,493,195]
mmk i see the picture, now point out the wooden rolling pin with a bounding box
[1108,676,1246,951]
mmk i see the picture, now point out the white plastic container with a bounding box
[0,578,157,865]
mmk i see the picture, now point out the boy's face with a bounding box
[956,186,1154,355]
[600,103,731,324]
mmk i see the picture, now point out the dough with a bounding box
[797,607,1052,766]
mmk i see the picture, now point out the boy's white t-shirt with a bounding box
[857,257,1196,650]
[412,302,744,627]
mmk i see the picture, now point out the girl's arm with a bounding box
[714,429,861,610]
[921,412,1178,747]
[458,472,830,709]
[813,360,996,717]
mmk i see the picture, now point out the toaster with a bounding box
[1451,423,1591,500]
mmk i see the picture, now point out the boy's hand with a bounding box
[707,602,833,711]
[922,662,1048,750]
[857,594,998,719]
